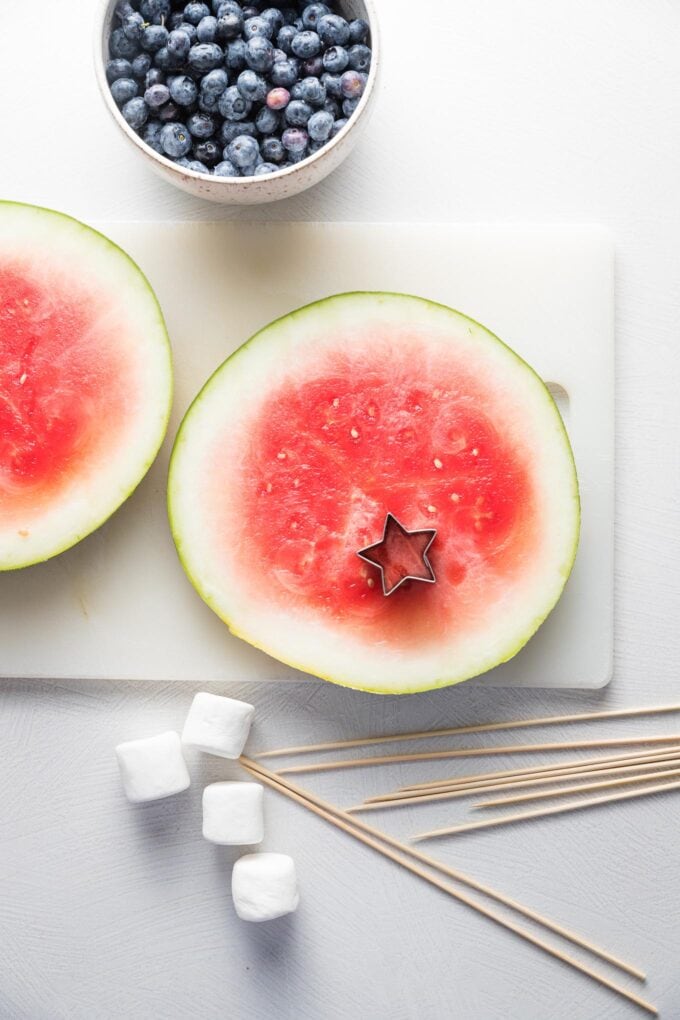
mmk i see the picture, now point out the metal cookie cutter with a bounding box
[357,512,437,597]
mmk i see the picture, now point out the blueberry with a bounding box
[261,135,285,162]
[142,25,169,53]
[145,83,171,107]
[242,5,259,18]
[122,12,145,41]
[184,2,211,25]
[259,8,285,34]
[143,119,164,152]
[227,134,260,167]
[182,159,210,172]
[140,0,171,22]
[158,100,180,122]
[215,0,242,15]
[285,99,313,126]
[301,56,323,77]
[201,68,229,94]
[154,48,172,71]
[169,74,199,106]
[110,28,139,61]
[266,87,290,110]
[245,35,274,72]
[176,21,198,43]
[317,14,350,47]
[342,96,359,116]
[169,12,185,29]
[331,117,347,137]
[321,71,343,98]
[348,44,371,72]
[302,3,329,29]
[196,15,218,42]
[111,77,139,105]
[255,105,279,134]
[167,29,192,61]
[193,138,222,166]
[219,119,256,145]
[270,58,298,87]
[214,159,239,176]
[254,162,278,175]
[237,69,267,102]
[198,92,219,112]
[349,18,369,44]
[160,121,192,157]
[187,111,216,137]
[225,39,248,69]
[340,69,364,99]
[323,45,348,73]
[132,53,153,78]
[244,16,273,39]
[122,97,148,130]
[291,31,321,59]
[322,97,340,118]
[298,76,325,105]
[218,84,251,119]
[106,58,134,84]
[114,0,135,20]
[145,67,165,89]
[216,12,243,41]
[276,24,296,54]
[188,43,224,71]
[307,108,333,141]
[281,126,308,153]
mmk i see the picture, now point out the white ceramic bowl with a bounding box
[95,0,379,204]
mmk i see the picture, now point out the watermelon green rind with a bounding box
[168,292,579,694]
[0,202,173,570]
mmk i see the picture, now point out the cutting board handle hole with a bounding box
[545,381,569,417]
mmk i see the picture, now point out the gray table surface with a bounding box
[2,1,680,1018]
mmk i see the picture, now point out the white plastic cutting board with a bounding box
[0,223,613,687]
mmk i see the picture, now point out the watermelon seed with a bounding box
[332,398,340,408]
[277,451,287,460]
[19,374,27,386]
[367,577,375,588]
[266,482,272,492]
[350,427,360,440]
[427,505,436,514]
[450,492,461,502]
[472,448,479,457]
[293,478,300,487]
[433,458,443,470]
[367,404,377,418]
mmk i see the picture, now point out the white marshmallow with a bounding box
[232,853,299,922]
[115,731,190,803]
[182,692,255,759]
[202,781,264,845]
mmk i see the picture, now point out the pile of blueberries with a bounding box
[106,0,371,177]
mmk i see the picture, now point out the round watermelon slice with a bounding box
[168,293,579,694]
[0,203,172,570]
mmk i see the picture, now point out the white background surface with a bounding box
[1,2,680,1019]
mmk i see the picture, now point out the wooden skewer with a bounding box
[254,702,680,758]
[412,777,680,843]
[361,746,680,803]
[399,743,680,793]
[276,734,680,776]
[239,756,651,1000]
[347,756,680,813]
[475,765,680,809]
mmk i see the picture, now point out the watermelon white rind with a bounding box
[0,202,172,570]
[168,292,579,694]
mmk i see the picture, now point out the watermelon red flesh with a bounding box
[212,343,537,648]
[169,292,579,694]
[0,203,172,569]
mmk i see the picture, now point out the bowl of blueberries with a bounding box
[96,0,378,203]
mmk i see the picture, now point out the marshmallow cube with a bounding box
[115,731,190,803]
[232,853,299,922]
[202,781,264,845]
[182,692,255,759]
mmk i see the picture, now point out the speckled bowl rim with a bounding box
[94,0,380,186]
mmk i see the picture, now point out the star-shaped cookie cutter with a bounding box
[357,512,437,597]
